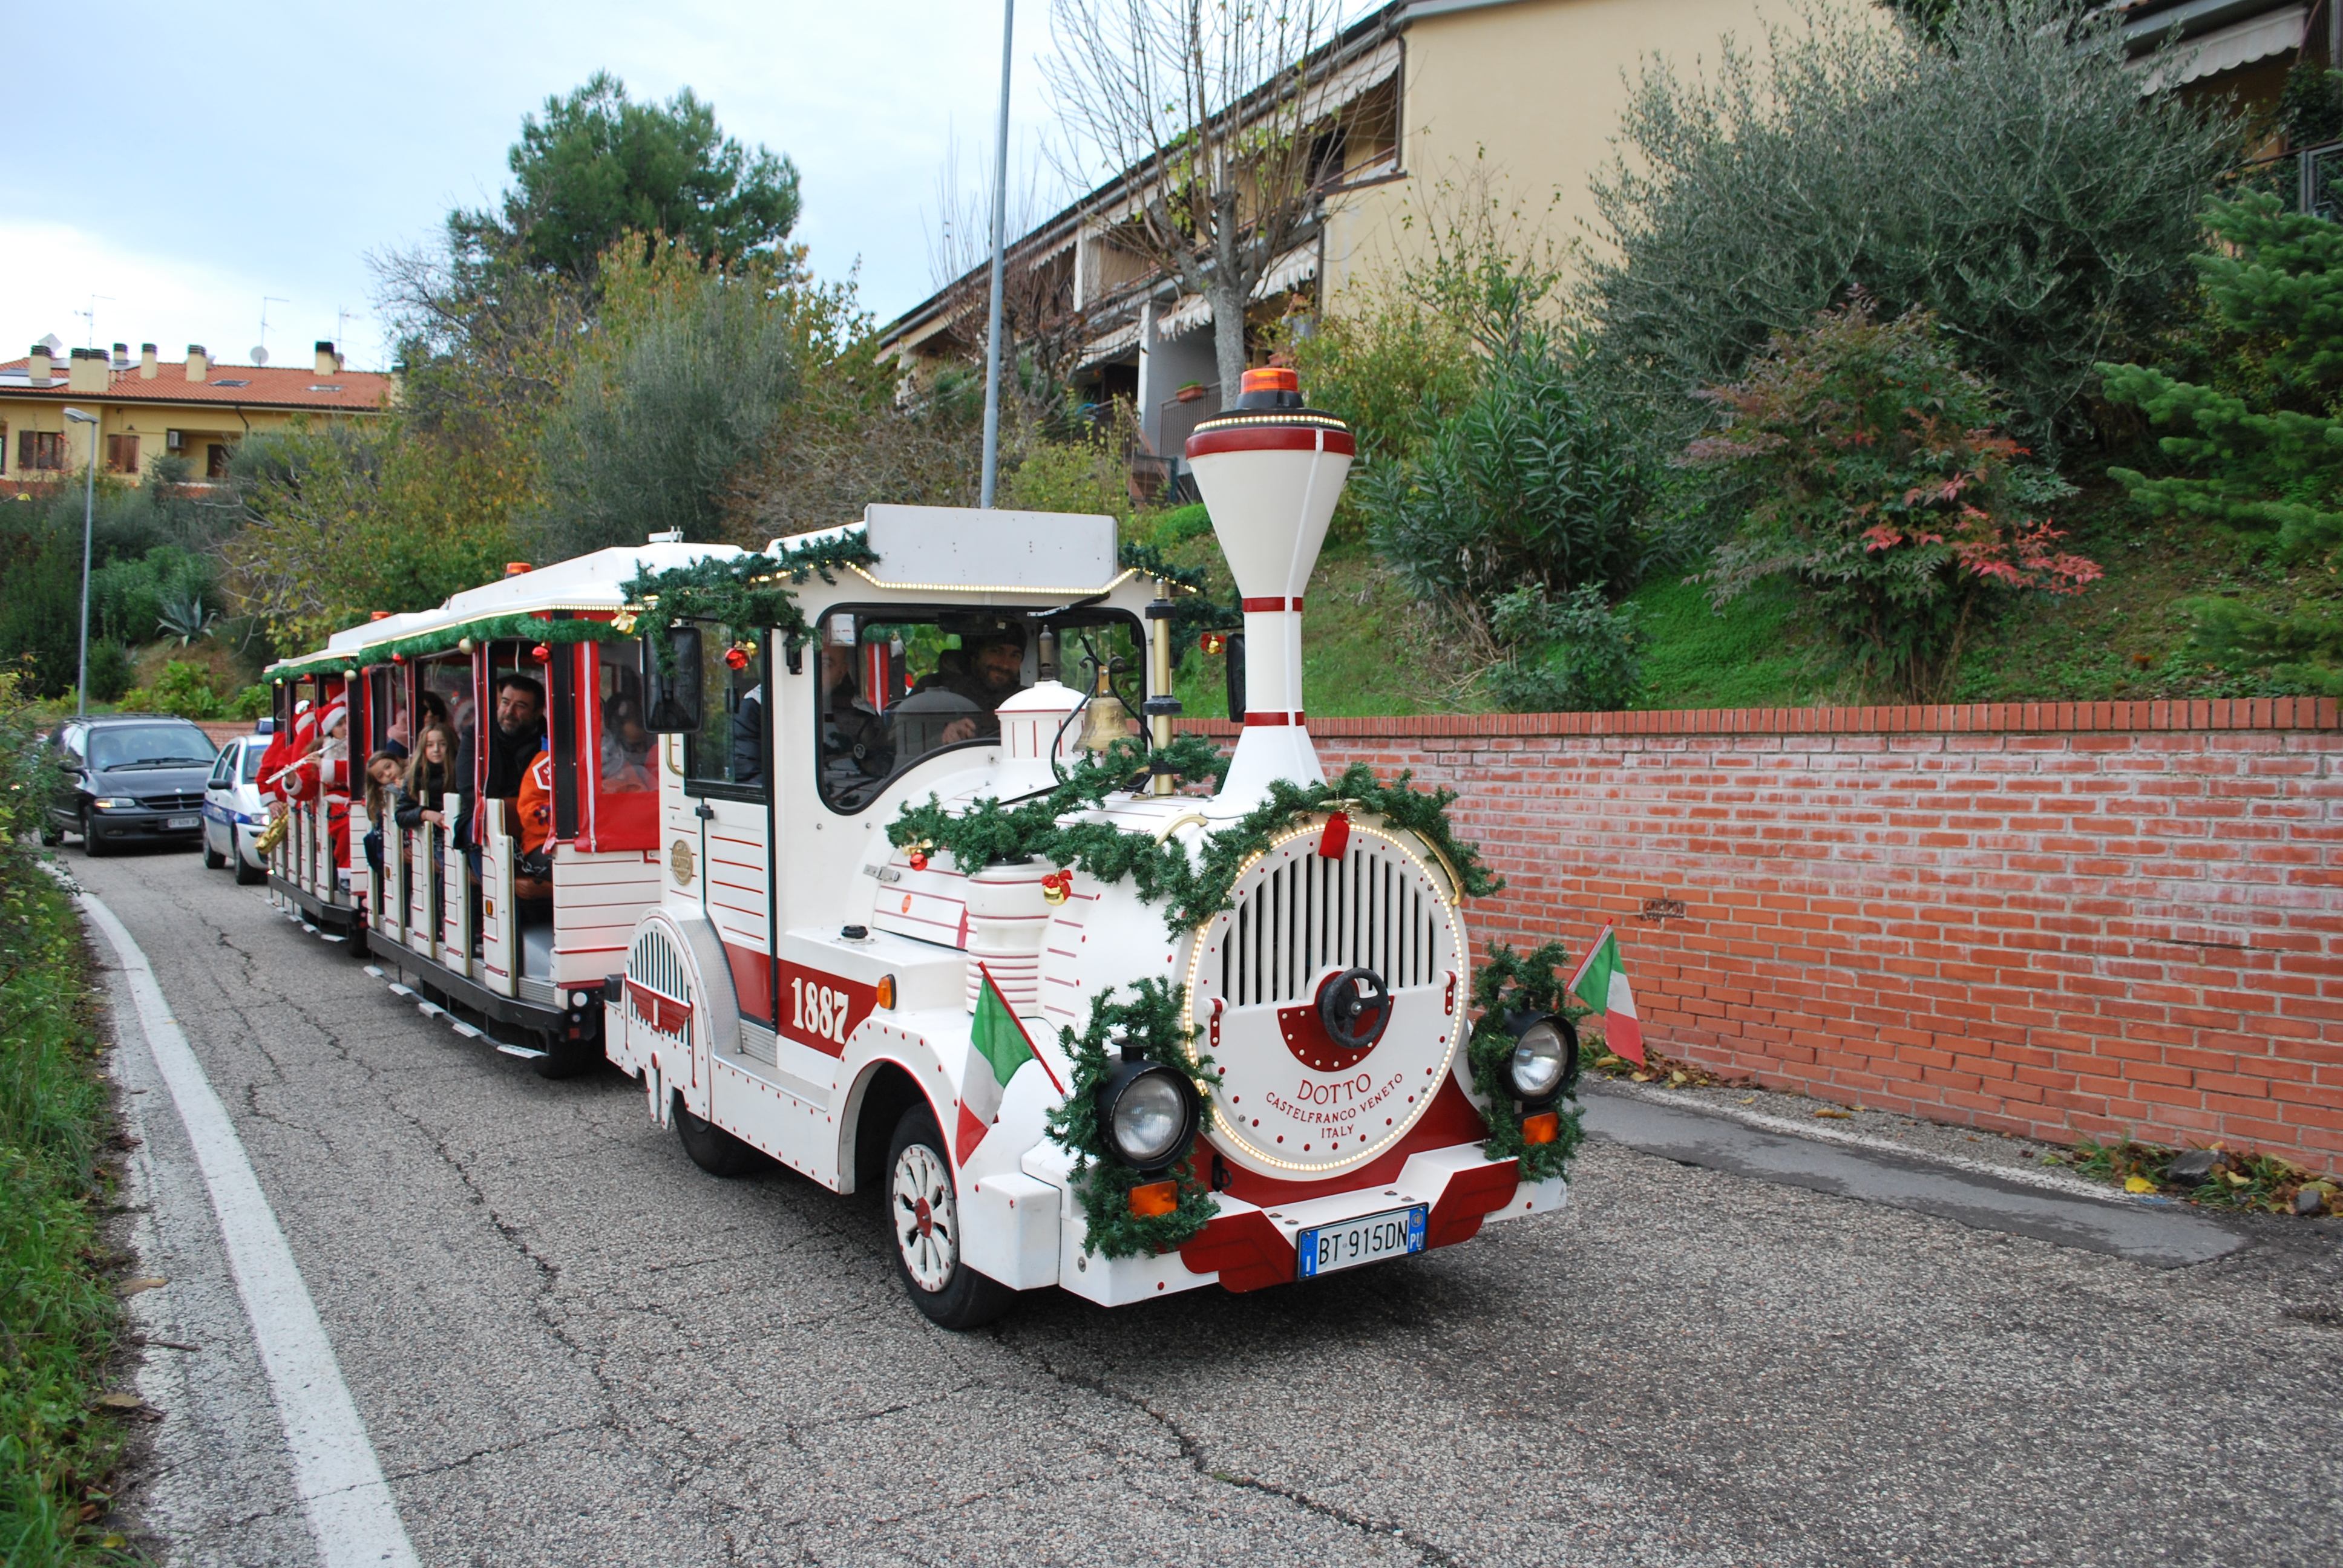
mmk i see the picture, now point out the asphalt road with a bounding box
[77,844,2343,1568]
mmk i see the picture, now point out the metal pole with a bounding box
[978,0,1015,509]
[64,407,97,715]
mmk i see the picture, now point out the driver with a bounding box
[934,625,1027,745]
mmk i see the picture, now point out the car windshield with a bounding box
[241,743,266,783]
[89,724,217,771]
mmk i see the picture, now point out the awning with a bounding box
[1077,318,1142,366]
[2132,4,2305,91]
[1150,247,1321,342]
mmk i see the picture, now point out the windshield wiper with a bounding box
[107,757,211,769]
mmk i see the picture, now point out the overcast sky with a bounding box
[0,2,1092,373]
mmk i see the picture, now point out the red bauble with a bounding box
[724,646,750,671]
[908,849,929,872]
[531,642,549,661]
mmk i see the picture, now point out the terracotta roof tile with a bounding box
[0,358,392,411]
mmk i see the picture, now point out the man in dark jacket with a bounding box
[454,672,545,849]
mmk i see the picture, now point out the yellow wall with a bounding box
[0,394,374,484]
[1322,0,1861,310]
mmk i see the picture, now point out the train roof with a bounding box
[267,540,742,676]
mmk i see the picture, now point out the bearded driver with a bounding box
[937,626,1026,745]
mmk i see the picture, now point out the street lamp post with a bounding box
[62,407,99,715]
[978,0,1014,509]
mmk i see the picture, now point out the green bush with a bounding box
[82,644,131,707]
[0,672,129,1563]
[1360,332,1656,643]
[1585,0,2236,449]
[229,684,270,721]
[1486,584,1642,712]
[2102,194,2343,689]
[1688,298,2097,701]
[1001,438,1131,522]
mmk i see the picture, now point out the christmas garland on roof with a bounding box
[270,612,626,680]
[623,534,880,672]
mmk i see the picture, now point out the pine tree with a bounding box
[2101,193,2343,690]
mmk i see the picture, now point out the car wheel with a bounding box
[234,834,264,885]
[203,828,226,869]
[674,1091,762,1177]
[886,1103,1014,1330]
[82,808,111,858]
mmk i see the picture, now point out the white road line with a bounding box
[80,893,420,1568]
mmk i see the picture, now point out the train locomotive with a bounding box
[260,370,1578,1325]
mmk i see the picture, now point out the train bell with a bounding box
[1075,661,1130,754]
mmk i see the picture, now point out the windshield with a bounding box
[89,724,217,772]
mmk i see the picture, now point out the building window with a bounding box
[105,434,140,473]
[18,431,64,471]
[206,442,229,479]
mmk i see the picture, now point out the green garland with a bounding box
[891,760,1501,939]
[1042,979,1221,1258]
[271,612,627,679]
[623,534,879,671]
[1118,542,1237,644]
[1464,941,1588,1183]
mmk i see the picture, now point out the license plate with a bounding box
[166,815,200,829]
[1296,1204,1427,1279]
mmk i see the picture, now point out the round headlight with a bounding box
[1506,1018,1574,1103]
[1099,1062,1199,1171]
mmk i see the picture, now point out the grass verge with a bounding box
[2040,1136,2339,1216]
[1,671,134,1566]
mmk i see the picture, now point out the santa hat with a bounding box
[317,701,349,736]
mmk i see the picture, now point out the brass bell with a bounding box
[1075,659,1132,753]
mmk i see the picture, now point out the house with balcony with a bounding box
[0,338,392,489]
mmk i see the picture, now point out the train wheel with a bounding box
[885,1105,1013,1331]
[673,1091,761,1177]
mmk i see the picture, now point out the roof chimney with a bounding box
[314,340,338,376]
[111,342,129,370]
[67,348,109,393]
[1184,368,1354,807]
[185,345,208,384]
[27,344,51,386]
[139,343,158,379]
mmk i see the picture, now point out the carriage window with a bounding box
[594,644,655,795]
[813,608,1140,814]
[373,667,410,754]
[684,624,765,797]
[416,657,469,745]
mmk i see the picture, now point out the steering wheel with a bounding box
[1318,966,1393,1052]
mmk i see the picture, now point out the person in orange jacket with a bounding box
[513,737,555,903]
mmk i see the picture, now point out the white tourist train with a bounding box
[259,370,1579,1325]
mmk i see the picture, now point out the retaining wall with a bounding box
[1184,700,2343,1171]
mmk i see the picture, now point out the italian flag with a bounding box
[1568,924,1645,1067]
[955,967,1061,1164]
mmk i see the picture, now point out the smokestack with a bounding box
[139,343,158,379]
[314,340,337,376]
[67,348,108,393]
[185,345,208,383]
[27,344,51,385]
[1184,367,1354,807]
[111,342,129,370]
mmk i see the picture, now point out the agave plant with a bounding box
[156,592,221,647]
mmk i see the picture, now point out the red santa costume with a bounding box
[257,699,312,808]
[280,700,352,871]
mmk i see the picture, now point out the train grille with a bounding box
[629,929,691,1005]
[1217,840,1443,1007]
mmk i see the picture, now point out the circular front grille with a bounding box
[1184,820,1467,1178]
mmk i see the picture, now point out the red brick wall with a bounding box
[1182,701,2343,1171]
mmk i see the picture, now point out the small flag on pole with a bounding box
[956,966,1059,1163]
[1567,924,1645,1067]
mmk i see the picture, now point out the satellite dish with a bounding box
[250,345,269,365]
[36,333,62,353]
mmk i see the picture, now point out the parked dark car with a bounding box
[42,714,222,857]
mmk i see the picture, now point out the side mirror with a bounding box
[642,625,703,733]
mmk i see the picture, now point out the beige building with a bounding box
[883,0,1804,473]
[0,339,392,489]
[885,0,2321,480]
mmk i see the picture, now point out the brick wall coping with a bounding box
[1175,697,2340,740]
